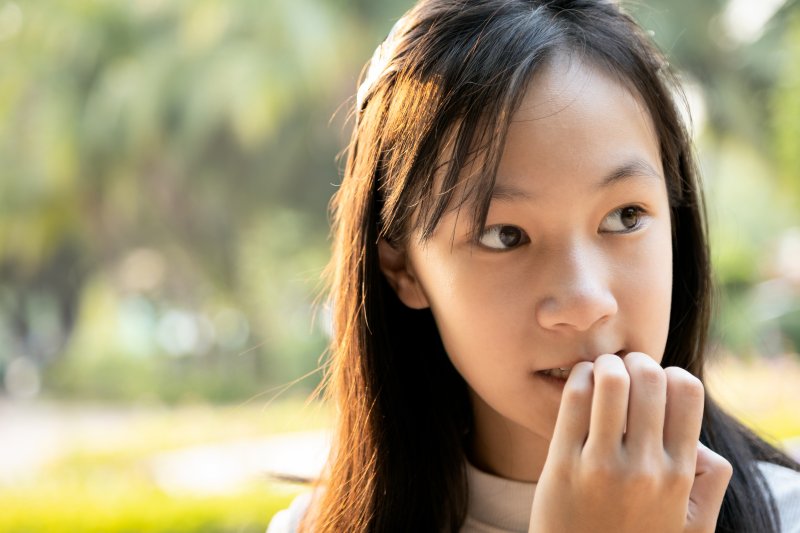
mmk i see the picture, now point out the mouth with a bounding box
[539,366,572,379]
[537,350,626,381]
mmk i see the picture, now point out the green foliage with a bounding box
[705,138,797,286]
[0,0,422,402]
[2,0,800,405]
[772,10,800,208]
[0,482,296,533]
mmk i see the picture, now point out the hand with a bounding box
[528,353,732,533]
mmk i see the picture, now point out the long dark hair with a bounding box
[305,1,800,531]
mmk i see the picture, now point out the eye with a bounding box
[600,205,647,233]
[478,225,530,251]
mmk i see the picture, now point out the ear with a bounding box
[377,238,430,310]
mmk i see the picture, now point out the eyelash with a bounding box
[603,205,648,234]
[476,205,649,251]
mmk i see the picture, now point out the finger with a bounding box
[550,361,594,455]
[622,352,666,453]
[585,353,629,452]
[686,442,732,532]
[663,367,704,462]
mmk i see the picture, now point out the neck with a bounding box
[466,391,551,482]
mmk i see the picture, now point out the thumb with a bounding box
[686,441,732,532]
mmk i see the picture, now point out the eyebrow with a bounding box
[490,159,663,202]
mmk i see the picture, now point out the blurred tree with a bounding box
[0,0,798,402]
[772,7,800,207]
[0,0,412,401]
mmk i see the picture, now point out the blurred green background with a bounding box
[1,0,799,531]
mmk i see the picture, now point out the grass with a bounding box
[1,480,301,533]
[0,396,329,533]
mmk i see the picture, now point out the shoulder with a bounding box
[756,461,800,533]
[266,491,314,533]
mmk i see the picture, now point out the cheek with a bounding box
[411,248,526,365]
[618,220,673,361]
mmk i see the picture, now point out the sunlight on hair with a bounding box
[356,16,409,113]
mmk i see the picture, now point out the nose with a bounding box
[535,244,618,332]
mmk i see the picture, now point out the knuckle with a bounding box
[723,461,734,481]
[584,456,621,482]
[713,455,734,479]
[558,365,594,405]
[625,467,660,491]
[595,367,630,392]
[563,380,592,404]
[664,367,704,399]
[665,461,695,486]
[633,364,666,388]
[623,351,653,365]
[550,456,575,479]
[596,352,620,365]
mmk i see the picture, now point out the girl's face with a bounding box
[379,54,673,481]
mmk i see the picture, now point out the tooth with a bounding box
[543,367,572,379]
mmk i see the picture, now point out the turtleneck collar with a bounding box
[464,459,537,532]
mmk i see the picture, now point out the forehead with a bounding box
[414,52,665,241]
[496,53,663,196]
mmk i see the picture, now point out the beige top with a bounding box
[461,461,536,532]
[267,460,800,532]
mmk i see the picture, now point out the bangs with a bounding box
[415,69,533,246]
[369,1,685,249]
[375,29,565,246]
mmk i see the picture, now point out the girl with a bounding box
[268,0,800,531]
